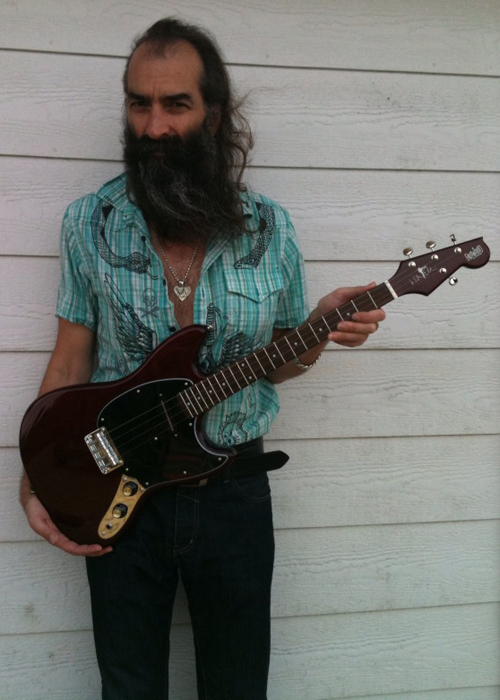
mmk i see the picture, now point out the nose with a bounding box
[145,106,174,139]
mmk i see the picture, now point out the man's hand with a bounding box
[22,490,112,557]
[315,283,386,348]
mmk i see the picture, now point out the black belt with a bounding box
[185,438,289,487]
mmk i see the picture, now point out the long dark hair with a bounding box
[123,18,253,194]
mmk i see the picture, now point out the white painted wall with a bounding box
[0,2,499,698]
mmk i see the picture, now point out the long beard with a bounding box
[123,122,241,245]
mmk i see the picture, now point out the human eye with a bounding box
[165,98,191,113]
[127,96,148,111]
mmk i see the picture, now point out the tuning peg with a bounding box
[449,234,462,253]
[426,240,439,260]
[449,277,458,286]
[403,247,416,268]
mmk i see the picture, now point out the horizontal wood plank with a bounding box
[334,688,500,700]
[1,256,497,351]
[0,604,498,699]
[2,157,499,260]
[1,520,498,634]
[1,0,499,76]
[5,435,500,542]
[1,52,499,169]
[271,348,500,439]
[268,604,500,698]
[268,434,500,528]
[4,349,499,446]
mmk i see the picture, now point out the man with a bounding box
[20,18,385,700]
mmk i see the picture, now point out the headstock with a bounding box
[389,236,490,298]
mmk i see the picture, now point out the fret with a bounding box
[227,365,243,391]
[205,376,221,402]
[273,343,287,364]
[309,324,320,343]
[235,361,250,385]
[243,357,259,382]
[351,299,359,312]
[213,373,229,398]
[252,353,267,376]
[263,347,277,370]
[194,385,211,412]
[321,315,333,332]
[336,308,344,322]
[179,392,195,418]
[295,327,309,351]
[198,380,216,408]
[284,336,296,356]
[186,386,204,415]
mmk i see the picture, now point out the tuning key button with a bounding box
[112,504,128,519]
[426,241,436,251]
[403,248,417,267]
[449,277,458,286]
[450,234,457,244]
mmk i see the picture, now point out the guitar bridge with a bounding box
[85,427,123,474]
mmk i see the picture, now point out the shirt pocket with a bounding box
[223,265,284,343]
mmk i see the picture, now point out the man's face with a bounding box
[125,41,209,141]
[123,40,234,245]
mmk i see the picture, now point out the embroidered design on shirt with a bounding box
[91,203,157,278]
[199,305,261,374]
[137,288,160,319]
[234,202,275,269]
[104,273,157,362]
[218,410,249,445]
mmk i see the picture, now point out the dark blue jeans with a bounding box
[86,470,275,700]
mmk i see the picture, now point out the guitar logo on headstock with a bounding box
[465,244,484,262]
[409,264,436,286]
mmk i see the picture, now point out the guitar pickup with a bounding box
[85,427,124,474]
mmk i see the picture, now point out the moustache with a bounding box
[124,127,209,168]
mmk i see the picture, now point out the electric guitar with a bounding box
[19,237,490,545]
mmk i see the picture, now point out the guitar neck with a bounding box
[178,281,396,419]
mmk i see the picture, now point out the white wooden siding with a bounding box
[0,1,498,699]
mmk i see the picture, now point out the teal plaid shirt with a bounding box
[57,173,309,446]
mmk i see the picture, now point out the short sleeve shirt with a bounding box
[56,173,310,446]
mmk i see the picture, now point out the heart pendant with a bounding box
[174,285,191,301]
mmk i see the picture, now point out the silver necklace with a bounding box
[157,239,198,302]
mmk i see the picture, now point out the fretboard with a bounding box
[178,281,396,419]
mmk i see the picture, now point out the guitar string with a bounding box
[102,260,440,453]
[105,246,468,456]
[107,283,389,446]
[105,284,392,456]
